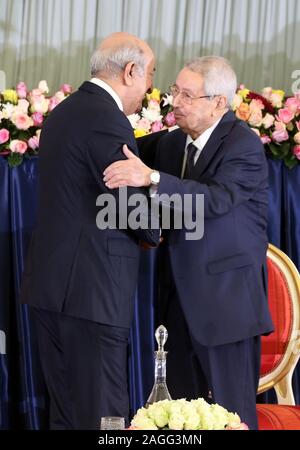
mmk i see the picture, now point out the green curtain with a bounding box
[0,0,300,94]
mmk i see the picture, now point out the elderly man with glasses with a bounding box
[104,56,274,429]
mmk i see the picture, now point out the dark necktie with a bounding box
[184,142,198,178]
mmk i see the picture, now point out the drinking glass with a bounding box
[100,416,125,430]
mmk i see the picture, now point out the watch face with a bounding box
[151,172,160,184]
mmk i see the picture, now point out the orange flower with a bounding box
[236,103,250,121]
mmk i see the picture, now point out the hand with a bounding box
[103,144,152,189]
[140,237,164,249]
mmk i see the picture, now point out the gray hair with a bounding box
[185,56,237,107]
[90,44,146,78]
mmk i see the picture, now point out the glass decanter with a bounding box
[145,325,172,407]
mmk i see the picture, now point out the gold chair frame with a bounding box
[258,244,300,405]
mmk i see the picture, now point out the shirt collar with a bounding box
[186,117,222,151]
[90,77,123,111]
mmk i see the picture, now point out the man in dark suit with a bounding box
[103,56,274,429]
[20,32,160,429]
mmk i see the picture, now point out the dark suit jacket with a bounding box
[20,81,159,328]
[151,111,274,346]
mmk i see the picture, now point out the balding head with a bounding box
[91,32,153,79]
[90,32,155,115]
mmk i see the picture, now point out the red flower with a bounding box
[247,92,275,114]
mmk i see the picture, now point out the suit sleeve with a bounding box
[137,129,168,167]
[156,137,268,220]
[86,116,160,246]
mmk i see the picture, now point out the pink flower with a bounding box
[29,88,43,99]
[148,99,160,111]
[9,139,28,154]
[60,83,72,94]
[48,92,65,111]
[296,121,300,132]
[16,82,28,99]
[293,145,300,160]
[248,110,263,127]
[32,111,44,126]
[285,96,300,114]
[274,121,286,131]
[261,135,271,144]
[48,96,60,112]
[249,99,264,111]
[276,108,294,124]
[137,118,151,132]
[164,111,176,127]
[0,128,10,144]
[272,128,289,142]
[11,111,33,130]
[151,121,163,132]
[28,136,39,150]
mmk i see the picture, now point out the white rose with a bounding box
[131,415,158,430]
[210,404,230,429]
[16,99,30,114]
[131,408,158,430]
[127,113,141,129]
[294,131,300,144]
[2,102,15,119]
[168,412,185,430]
[38,80,49,94]
[151,405,169,428]
[226,412,241,428]
[141,106,163,123]
[231,94,243,111]
[182,404,200,430]
[262,113,275,129]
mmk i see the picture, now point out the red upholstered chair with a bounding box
[257,244,300,429]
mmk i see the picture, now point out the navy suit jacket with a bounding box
[20,81,159,328]
[152,111,274,346]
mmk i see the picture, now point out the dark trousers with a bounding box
[31,307,129,429]
[162,292,261,430]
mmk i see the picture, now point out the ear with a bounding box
[216,95,228,110]
[123,61,135,86]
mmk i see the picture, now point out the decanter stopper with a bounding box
[145,325,172,407]
[155,325,168,352]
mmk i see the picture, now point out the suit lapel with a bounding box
[166,129,187,177]
[190,111,237,179]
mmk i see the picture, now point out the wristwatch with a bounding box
[150,170,160,186]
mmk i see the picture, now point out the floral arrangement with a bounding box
[127,88,176,138]
[130,398,248,430]
[129,86,300,169]
[0,80,72,167]
[2,82,300,169]
[232,86,300,168]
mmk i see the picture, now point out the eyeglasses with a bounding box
[169,85,219,105]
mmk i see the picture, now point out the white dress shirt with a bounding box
[181,117,222,178]
[90,77,123,112]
